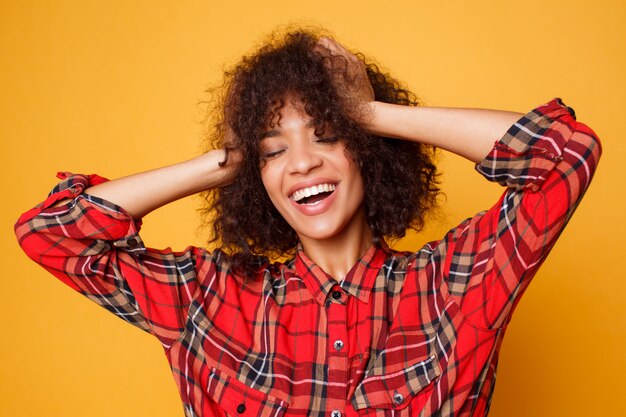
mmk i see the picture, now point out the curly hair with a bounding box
[199,27,440,266]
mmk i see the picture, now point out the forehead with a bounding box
[262,98,327,139]
[266,96,308,124]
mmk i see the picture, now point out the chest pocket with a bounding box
[351,354,441,416]
[205,367,289,417]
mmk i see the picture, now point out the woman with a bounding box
[15,30,601,417]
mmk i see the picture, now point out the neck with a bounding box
[298,207,373,281]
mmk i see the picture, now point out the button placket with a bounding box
[326,286,348,416]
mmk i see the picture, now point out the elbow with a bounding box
[15,216,45,262]
[569,121,602,186]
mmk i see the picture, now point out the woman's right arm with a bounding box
[52,149,236,218]
[15,149,238,348]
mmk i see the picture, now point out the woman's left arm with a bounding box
[365,101,522,163]
[373,92,603,329]
[315,36,523,163]
[315,38,602,328]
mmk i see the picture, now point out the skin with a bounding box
[259,97,372,279]
[53,36,523,281]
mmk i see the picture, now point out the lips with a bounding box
[287,178,338,199]
[287,179,339,215]
[289,183,336,203]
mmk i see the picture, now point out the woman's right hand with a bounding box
[216,125,243,186]
[202,146,242,187]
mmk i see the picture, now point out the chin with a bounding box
[296,224,342,242]
[294,215,360,242]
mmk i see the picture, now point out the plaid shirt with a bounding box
[15,98,601,417]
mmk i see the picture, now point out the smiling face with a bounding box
[259,98,370,247]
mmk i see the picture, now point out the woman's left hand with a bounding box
[314,37,375,118]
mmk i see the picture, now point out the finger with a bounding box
[315,37,363,79]
[327,38,350,56]
[314,37,336,57]
[323,39,364,78]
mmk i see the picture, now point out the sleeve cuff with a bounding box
[25,172,146,253]
[475,97,577,192]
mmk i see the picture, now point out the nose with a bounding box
[287,141,322,175]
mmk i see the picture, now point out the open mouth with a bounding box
[290,183,336,205]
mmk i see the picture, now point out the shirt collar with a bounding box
[294,240,390,305]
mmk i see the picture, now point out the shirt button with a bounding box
[237,403,246,414]
[331,290,342,300]
[333,340,344,351]
[393,392,404,404]
[331,410,341,417]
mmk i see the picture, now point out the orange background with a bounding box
[1,1,624,416]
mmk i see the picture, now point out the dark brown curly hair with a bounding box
[199,27,440,265]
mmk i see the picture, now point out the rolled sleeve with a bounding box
[476,97,581,192]
[18,172,147,255]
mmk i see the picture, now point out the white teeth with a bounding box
[290,183,336,202]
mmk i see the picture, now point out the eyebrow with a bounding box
[260,119,318,140]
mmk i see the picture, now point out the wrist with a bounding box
[362,101,405,138]
[359,101,380,132]
[192,149,239,190]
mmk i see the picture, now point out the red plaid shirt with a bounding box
[15,98,601,417]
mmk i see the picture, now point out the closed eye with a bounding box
[260,149,285,160]
[315,136,339,144]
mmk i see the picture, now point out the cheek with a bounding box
[260,168,283,206]
[351,173,366,205]
[344,160,364,191]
